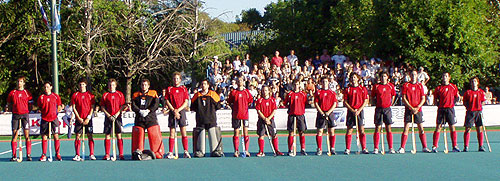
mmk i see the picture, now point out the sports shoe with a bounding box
[233,151,240,157]
[26,155,32,161]
[478,146,485,152]
[397,147,405,154]
[72,155,81,161]
[275,151,285,156]
[422,148,431,153]
[89,155,97,160]
[431,146,438,153]
[103,155,110,160]
[288,151,296,157]
[10,157,17,162]
[330,148,337,155]
[184,151,192,158]
[166,152,175,159]
[373,148,379,154]
[452,147,461,152]
[362,149,370,154]
[462,146,468,152]
[389,148,396,154]
[300,149,308,156]
[39,155,47,162]
[119,155,125,160]
[245,151,251,157]
[56,154,62,161]
[256,152,265,157]
[316,148,322,156]
[344,149,350,155]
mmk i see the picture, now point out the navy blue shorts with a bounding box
[346,110,364,128]
[316,112,336,129]
[436,108,456,125]
[464,111,482,128]
[256,118,276,137]
[404,109,424,124]
[287,115,307,132]
[374,107,393,125]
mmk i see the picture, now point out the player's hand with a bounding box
[265,118,271,125]
[77,117,84,124]
[83,118,89,125]
[355,110,361,116]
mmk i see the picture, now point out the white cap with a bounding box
[213,56,218,59]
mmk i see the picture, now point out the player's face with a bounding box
[410,71,418,83]
[322,79,329,89]
[351,76,359,86]
[381,74,389,84]
[294,82,300,92]
[17,79,25,89]
[201,81,209,91]
[44,83,52,94]
[237,77,245,88]
[442,73,450,84]
[471,78,479,88]
[141,81,150,92]
[262,87,270,98]
[79,82,87,92]
[174,75,182,86]
[109,81,117,92]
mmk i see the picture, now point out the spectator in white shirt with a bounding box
[233,55,242,71]
[331,51,346,68]
[286,50,298,67]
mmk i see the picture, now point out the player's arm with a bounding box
[176,99,189,112]
[314,102,324,115]
[356,97,369,114]
[402,95,414,109]
[325,101,337,116]
[257,109,267,121]
[101,105,112,118]
[343,100,355,113]
[72,104,83,123]
[84,102,95,125]
[416,96,425,110]
[391,96,395,106]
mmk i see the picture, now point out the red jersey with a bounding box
[314,89,337,112]
[71,91,95,119]
[166,86,189,109]
[402,82,425,111]
[271,56,283,68]
[227,89,253,120]
[37,93,61,122]
[434,83,459,108]
[372,83,396,108]
[285,91,307,116]
[463,89,485,111]
[101,91,125,115]
[343,86,368,109]
[255,97,277,118]
[7,89,32,114]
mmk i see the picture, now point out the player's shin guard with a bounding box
[273,138,279,151]
[360,133,366,150]
[478,131,484,147]
[182,136,189,151]
[75,140,81,155]
[374,132,380,149]
[387,132,393,149]
[42,140,48,155]
[233,136,239,151]
[11,142,17,157]
[329,135,336,149]
[118,139,124,156]
[400,134,408,149]
[346,134,352,150]
[433,131,440,148]
[89,140,95,155]
[288,136,293,151]
[258,139,264,153]
[316,136,322,150]
[26,140,32,155]
[147,125,165,159]
[169,138,174,152]
[451,131,457,147]
[105,139,111,155]
[55,140,60,155]
[300,135,305,150]
[244,136,250,151]
[131,126,145,153]
[464,132,470,147]
[419,133,428,148]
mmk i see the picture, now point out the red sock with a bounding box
[329,135,336,149]
[433,131,440,148]
[478,131,484,147]
[11,142,17,157]
[105,139,110,155]
[89,140,95,155]
[169,138,174,152]
[387,132,393,149]
[272,138,279,151]
[360,133,366,150]
[233,136,239,151]
[451,131,457,147]
[346,134,352,150]
[75,140,81,155]
[419,133,428,148]
[182,136,189,151]
[464,132,470,147]
[316,136,322,150]
[400,134,408,149]
[288,136,293,151]
[55,140,60,155]
[244,136,250,151]
[42,140,47,155]
[374,132,380,149]
[118,139,124,156]
[26,140,32,155]
[258,139,264,153]
[300,135,305,150]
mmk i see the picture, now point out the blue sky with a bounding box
[203,0,277,22]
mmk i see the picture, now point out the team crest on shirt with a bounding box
[445,88,448,92]
[324,93,327,96]
[353,90,357,93]
[295,96,298,99]
[111,95,115,99]
[239,94,242,98]
[266,102,269,106]
[383,88,386,92]
[47,98,50,102]
[412,87,415,91]
[176,90,179,93]
[18,94,22,97]
[82,96,85,100]
[474,94,477,98]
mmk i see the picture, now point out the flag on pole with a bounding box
[37,0,50,30]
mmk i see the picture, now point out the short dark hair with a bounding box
[78,78,88,84]
[141,79,150,85]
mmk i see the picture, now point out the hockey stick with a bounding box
[111,118,117,161]
[48,122,53,162]
[411,115,417,154]
[380,116,385,155]
[174,119,179,159]
[264,123,276,157]
[293,117,297,156]
[81,122,86,161]
[442,122,449,154]
[354,115,361,155]
[325,115,331,156]
[17,120,23,162]
[240,120,246,158]
[481,113,492,152]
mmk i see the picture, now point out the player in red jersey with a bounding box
[100,79,127,160]
[314,77,338,155]
[285,80,308,156]
[462,77,486,152]
[7,77,33,161]
[227,75,253,157]
[165,72,191,159]
[399,70,431,153]
[432,72,461,153]
[371,72,396,154]
[37,82,63,161]
[71,79,96,161]
[343,73,369,154]
[255,85,284,157]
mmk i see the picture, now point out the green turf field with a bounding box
[1,130,499,180]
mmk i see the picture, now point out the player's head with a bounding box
[261,85,270,98]
[200,79,210,92]
[78,78,88,92]
[173,72,182,86]
[349,73,360,86]
[442,72,450,85]
[293,79,301,92]
[237,75,245,88]
[321,76,329,89]
[470,77,479,90]
[141,79,150,92]
[379,71,389,84]
[43,81,53,94]
[108,78,118,92]
[17,76,26,89]
[410,70,418,83]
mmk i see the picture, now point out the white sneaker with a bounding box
[397,147,405,154]
[72,155,81,161]
[184,151,191,158]
[389,148,396,154]
[373,148,379,154]
[344,149,350,155]
[89,155,97,160]
[166,152,175,159]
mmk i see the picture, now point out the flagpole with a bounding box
[51,0,59,94]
